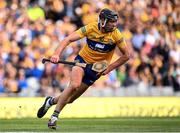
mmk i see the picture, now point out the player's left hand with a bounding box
[96,68,110,76]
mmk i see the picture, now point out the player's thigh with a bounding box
[54,66,84,103]
[70,66,84,88]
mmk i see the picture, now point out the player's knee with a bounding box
[68,86,78,95]
[67,97,75,104]
[67,99,74,104]
[70,82,81,90]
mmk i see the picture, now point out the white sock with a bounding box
[51,116,58,123]
[45,98,52,108]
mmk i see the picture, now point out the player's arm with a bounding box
[50,24,90,63]
[50,32,82,63]
[102,39,130,75]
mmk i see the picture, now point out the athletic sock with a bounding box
[50,116,58,123]
[52,110,60,118]
[48,97,55,105]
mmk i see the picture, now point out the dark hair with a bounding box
[99,8,118,21]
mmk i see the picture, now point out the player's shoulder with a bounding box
[86,22,98,29]
[81,22,98,33]
[87,21,98,26]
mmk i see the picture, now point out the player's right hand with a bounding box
[50,55,60,63]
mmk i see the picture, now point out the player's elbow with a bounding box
[63,37,71,44]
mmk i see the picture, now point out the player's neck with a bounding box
[101,28,106,33]
[99,26,106,33]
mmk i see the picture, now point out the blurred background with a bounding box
[0,0,179,98]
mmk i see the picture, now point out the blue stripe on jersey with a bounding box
[86,38,116,53]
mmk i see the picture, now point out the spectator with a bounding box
[0,0,179,97]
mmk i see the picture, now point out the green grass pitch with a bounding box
[0,117,180,132]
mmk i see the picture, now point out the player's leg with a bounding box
[37,65,85,118]
[53,65,84,113]
[37,66,84,118]
[48,83,89,130]
[48,66,84,129]
[37,82,89,119]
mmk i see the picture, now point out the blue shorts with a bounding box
[74,55,100,86]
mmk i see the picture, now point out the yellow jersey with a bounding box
[76,22,126,64]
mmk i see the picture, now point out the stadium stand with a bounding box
[0,0,179,97]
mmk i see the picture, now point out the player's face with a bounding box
[105,20,118,31]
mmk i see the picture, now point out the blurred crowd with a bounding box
[0,0,179,97]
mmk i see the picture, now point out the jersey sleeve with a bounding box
[75,23,93,38]
[113,29,127,48]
